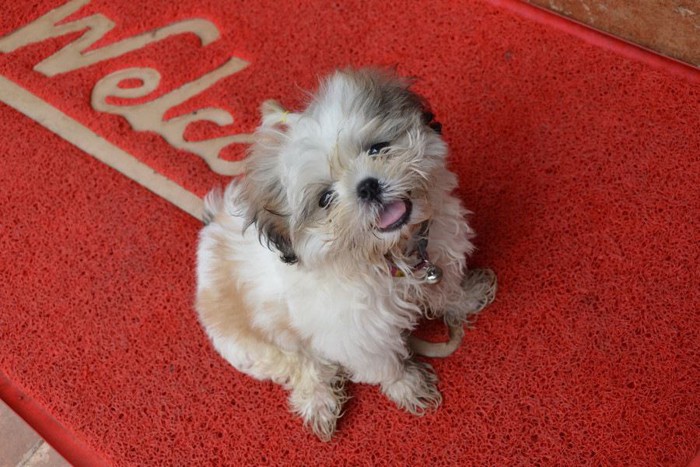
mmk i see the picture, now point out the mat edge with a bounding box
[0,372,109,467]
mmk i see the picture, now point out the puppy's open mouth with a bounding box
[377,199,413,232]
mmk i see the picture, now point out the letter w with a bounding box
[0,0,220,77]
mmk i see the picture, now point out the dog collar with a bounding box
[387,221,443,284]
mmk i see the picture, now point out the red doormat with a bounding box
[1,0,698,465]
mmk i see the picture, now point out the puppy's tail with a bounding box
[408,324,464,358]
[202,187,224,225]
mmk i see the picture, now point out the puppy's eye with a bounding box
[319,189,334,208]
[368,142,391,156]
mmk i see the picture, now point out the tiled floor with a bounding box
[0,401,69,467]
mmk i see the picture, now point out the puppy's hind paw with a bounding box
[382,361,442,416]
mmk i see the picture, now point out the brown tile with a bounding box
[0,401,69,467]
[526,0,700,67]
[19,442,70,467]
[0,401,42,467]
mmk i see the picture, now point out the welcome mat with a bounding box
[1,0,698,464]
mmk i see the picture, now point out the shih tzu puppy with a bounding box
[195,68,496,440]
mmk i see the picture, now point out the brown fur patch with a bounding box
[196,228,301,349]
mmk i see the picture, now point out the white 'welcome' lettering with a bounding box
[0,0,220,77]
[92,60,251,176]
[0,0,252,175]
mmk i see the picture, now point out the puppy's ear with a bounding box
[240,102,298,265]
[422,110,442,135]
[253,204,298,265]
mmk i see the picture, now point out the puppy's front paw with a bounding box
[462,267,498,312]
[443,268,497,327]
[290,376,346,442]
[381,361,442,415]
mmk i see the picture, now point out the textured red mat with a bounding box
[1,0,699,465]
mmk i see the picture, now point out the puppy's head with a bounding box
[241,69,448,268]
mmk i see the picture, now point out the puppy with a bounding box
[195,68,496,440]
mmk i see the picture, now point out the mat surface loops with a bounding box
[0,0,698,465]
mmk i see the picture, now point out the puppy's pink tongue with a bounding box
[378,200,407,230]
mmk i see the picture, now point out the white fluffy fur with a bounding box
[195,69,496,440]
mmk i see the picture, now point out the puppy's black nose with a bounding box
[357,177,382,202]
